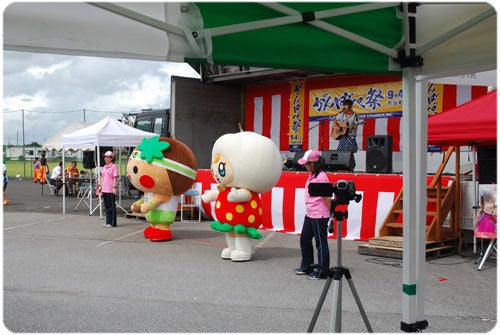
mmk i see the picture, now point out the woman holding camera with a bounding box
[294,150,331,280]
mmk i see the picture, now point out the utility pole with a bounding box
[83,108,86,122]
[22,109,26,177]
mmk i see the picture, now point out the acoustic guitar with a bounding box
[331,120,364,140]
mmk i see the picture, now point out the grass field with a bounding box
[4,159,128,178]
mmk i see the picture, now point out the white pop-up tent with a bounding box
[61,116,156,215]
[4,2,496,331]
[43,121,94,151]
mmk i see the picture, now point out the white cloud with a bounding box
[3,91,49,110]
[2,50,200,145]
[27,61,72,79]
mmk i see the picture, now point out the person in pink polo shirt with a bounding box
[294,150,331,280]
[100,151,118,228]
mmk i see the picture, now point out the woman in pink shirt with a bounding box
[100,151,118,228]
[294,150,331,280]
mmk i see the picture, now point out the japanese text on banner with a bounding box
[309,81,403,121]
[289,80,305,151]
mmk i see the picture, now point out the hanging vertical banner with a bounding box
[289,80,305,151]
[427,83,444,115]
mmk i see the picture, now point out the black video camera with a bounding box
[308,180,362,205]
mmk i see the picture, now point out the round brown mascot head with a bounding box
[127,136,198,196]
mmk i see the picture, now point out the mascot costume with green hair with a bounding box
[202,131,282,261]
[127,136,197,242]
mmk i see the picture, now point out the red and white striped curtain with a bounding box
[245,77,488,152]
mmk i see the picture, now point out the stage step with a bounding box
[358,236,457,260]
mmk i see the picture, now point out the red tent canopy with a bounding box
[428,90,497,146]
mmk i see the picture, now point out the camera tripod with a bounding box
[307,207,373,333]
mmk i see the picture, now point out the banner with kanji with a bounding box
[288,80,305,151]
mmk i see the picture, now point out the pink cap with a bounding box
[103,151,115,158]
[298,150,321,165]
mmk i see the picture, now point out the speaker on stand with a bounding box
[366,135,393,173]
[477,146,497,184]
[83,151,96,169]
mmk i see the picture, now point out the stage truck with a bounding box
[123,76,242,169]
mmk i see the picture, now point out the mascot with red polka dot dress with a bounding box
[202,132,282,261]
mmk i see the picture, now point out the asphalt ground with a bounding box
[1,178,498,333]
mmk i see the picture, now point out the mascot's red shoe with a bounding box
[149,228,172,242]
[143,226,154,239]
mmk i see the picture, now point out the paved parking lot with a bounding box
[2,179,497,333]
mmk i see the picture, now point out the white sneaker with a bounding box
[104,224,112,228]
[102,223,107,227]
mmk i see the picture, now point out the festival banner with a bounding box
[289,80,305,151]
[309,81,403,121]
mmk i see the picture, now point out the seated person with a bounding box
[66,161,80,195]
[49,162,63,195]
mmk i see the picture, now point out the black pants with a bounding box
[102,193,117,226]
[300,216,330,276]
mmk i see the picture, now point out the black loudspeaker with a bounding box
[366,135,393,173]
[323,150,355,172]
[478,146,497,184]
[292,151,306,171]
[83,151,96,169]
[98,146,113,167]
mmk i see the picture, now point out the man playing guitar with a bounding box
[330,99,363,152]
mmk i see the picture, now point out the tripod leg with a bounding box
[307,276,333,332]
[330,276,342,332]
[345,273,373,332]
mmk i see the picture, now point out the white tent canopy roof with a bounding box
[42,121,95,151]
[3,2,194,62]
[4,2,496,75]
[62,116,156,148]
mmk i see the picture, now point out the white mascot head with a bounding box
[211,131,282,193]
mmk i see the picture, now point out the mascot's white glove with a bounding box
[202,189,219,203]
[227,187,252,202]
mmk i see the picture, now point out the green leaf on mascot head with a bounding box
[247,227,262,240]
[138,136,170,163]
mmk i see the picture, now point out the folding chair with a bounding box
[74,181,100,214]
[41,178,56,196]
[180,188,201,223]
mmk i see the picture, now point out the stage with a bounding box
[195,170,451,241]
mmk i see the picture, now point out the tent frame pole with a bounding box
[199,2,399,58]
[90,2,185,37]
[417,8,495,56]
[62,148,66,215]
[400,3,428,332]
[401,66,429,333]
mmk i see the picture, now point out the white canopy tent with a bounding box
[42,121,94,151]
[61,116,156,216]
[4,2,496,331]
